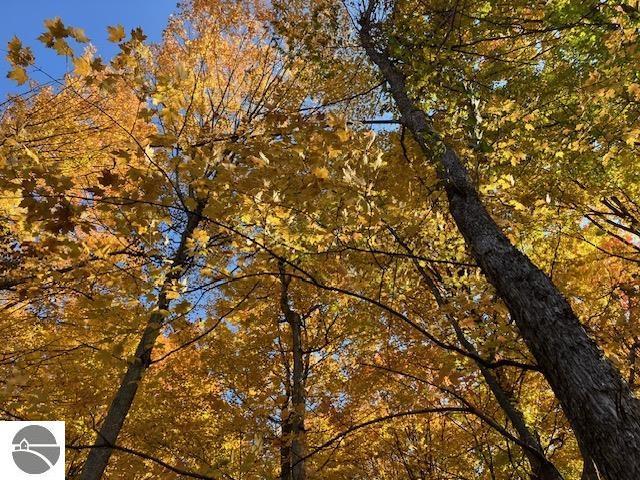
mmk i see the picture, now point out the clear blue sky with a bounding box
[0,0,179,97]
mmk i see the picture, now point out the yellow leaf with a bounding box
[147,133,177,146]
[336,129,350,142]
[73,56,92,76]
[165,290,180,300]
[7,36,23,61]
[184,197,197,210]
[7,66,28,85]
[175,63,188,81]
[174,300,191,315]
[23,146,40,162]
[192,228,210,245]
[107,25,126,43]
[312,166,330,180]
[258,151,270,165]
[503,174,515,186]
[625,129,640,146]
[511,200,527,211]
[70,27,89,43]
[7,36,34,67]
[249,155,267,167]
[53,38,72,56]
[44,17,68,38]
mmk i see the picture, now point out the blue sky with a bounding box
[0,0,179,97]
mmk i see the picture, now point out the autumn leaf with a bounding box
[70,27,89,43]
[7,66,28,85]
[73,56,92,76]
[312,166,329,180]
[1,2,639,479]
[44,17,68,38]
[165,290,180,300]
[107,24,126,43]
[6,36,34,67]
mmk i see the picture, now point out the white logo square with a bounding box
[0,421,65,479]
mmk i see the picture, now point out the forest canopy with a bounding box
[2,1,640,479]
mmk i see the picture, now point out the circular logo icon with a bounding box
[12,425,61,474]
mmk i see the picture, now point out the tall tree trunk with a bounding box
[278,262,306,480]
[359,10,640,479]
[80,202,205,480]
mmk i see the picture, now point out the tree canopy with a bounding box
[2,1,640,479]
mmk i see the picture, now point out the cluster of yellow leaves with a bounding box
[1,1,640,479]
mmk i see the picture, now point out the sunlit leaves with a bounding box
[107,24,126,43]
[1,1,639,479]
[7,65,28,85]
[5,36,34,84]
[312,166,330,180]
[38,17,88,56]
[73,56,92,76]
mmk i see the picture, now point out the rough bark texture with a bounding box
[579,446,600,480]
[279,263,306,480]
[359,12,640,479]
[80,203,204,480]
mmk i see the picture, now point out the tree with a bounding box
[3,1,640,479]
[354,1,640,478]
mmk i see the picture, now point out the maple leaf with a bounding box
[44,17,68,38]
[6,36,34,67]
[73,56,92,76]
[312,166,329,180]
[98,169,119,187]
[70,27,89,43]
[7,66,28,85]
[107,24,126,43]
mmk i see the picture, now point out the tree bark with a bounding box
[80,202,205,480]
[359,10,640,479]
[278,263,306,480]
[580,448,600,480]
[280,399,292,480]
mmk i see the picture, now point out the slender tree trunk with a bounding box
[80,203,205,480]
[395,230,563,479]
[451,320,563,480]
[280,399,292,480]
[359,11,640,479]
[278,263,306,480]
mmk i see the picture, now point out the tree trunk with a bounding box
[280,401,292,480]
[80,203,205,480]
[278,263,306,480]
[395,230,563,480]
[580,452,600,480]
[452,320,563,480]
[359,12,640,479]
